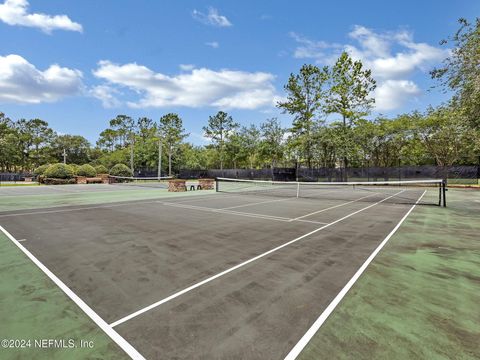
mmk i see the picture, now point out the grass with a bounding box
[298,188,480,360]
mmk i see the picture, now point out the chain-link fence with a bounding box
[179,165,480,184]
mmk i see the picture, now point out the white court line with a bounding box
[291,193,378,221]
[159,201,328,225]
[110,189,405,328]
[159,201,305,223]
[0,225,145,359]
[284,190,426,360]
[219,197,292,210]
[0,200,161,218]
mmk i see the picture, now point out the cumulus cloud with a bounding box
[192,7,232,27]
[92,61,277,110]
[205,41,219,48]
[291,25,448,111]
[0,0,82,33]
[0,54,83,104]
[90,85,121,108]
[374,80,421,111]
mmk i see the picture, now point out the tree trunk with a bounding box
[168,149,172,176]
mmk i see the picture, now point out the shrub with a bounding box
[69,164,80,175]
[33,164,50,176]
[77,164,97,177]
[110,163,132,177]
[94,165,108,174]
[44,163,75,179]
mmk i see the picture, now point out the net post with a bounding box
[215,178,219,192]
[296,182,300,198]
[442,179,447,207]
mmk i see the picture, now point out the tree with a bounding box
[15,119,55,169]
[203,111,239,170]
[326,52,376,126]
[416,106,475,166]
[259,118,285,168]
[159,113,188,176]
[325,52,376,178]
[431,18,480,128]
[277,64,329,168]
[0,113,21,171]
[50,135,91,164]
[109,115,136,173]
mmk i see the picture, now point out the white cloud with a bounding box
[205,41,219,48]
[90,85,121,108]
[0,0,82,33]
[0,54,83,104]
[179,64,195,71]
[374,80,421,111]
[192,7,232,27]
[291,26,448,111]
[92,61,278,110]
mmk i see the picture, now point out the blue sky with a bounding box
[0,0,478,145]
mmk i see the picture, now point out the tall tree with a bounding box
[431,18,480,128]
[277,64,329,168]
[325,52,376,177]
[326,52,376,126]
[109,115,135,173]
[260,118,285,168]
[203,111,239,170]
[158,113,188,176]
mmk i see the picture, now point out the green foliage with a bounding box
[77,164,97,177]
[326,51,376,126]
[431,18,480,128]
[44,163,75,179]
[203,111,239,169]
[109,163,132,177]
[69,164,79,175]
[50,135,92,164]
[159,113,188,175]
[278,64,329,167]
[33,164,50,176]
[94,165,108,174]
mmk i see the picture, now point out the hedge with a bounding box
[77,164,97,177]
[94,165,108,174]
[33,164,50,176]
[44,163,75,179]
[109,164,132,177]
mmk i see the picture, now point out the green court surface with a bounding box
[298,189,480,360]
[0,185,478,359]
[0,186,214,212]
[0,230,128,360]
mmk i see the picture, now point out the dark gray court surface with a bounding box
[0,188,427,359]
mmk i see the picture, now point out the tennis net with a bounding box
[108,175,172,189]
[215,177,446,206]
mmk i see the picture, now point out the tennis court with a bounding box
[0,179,446,359]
